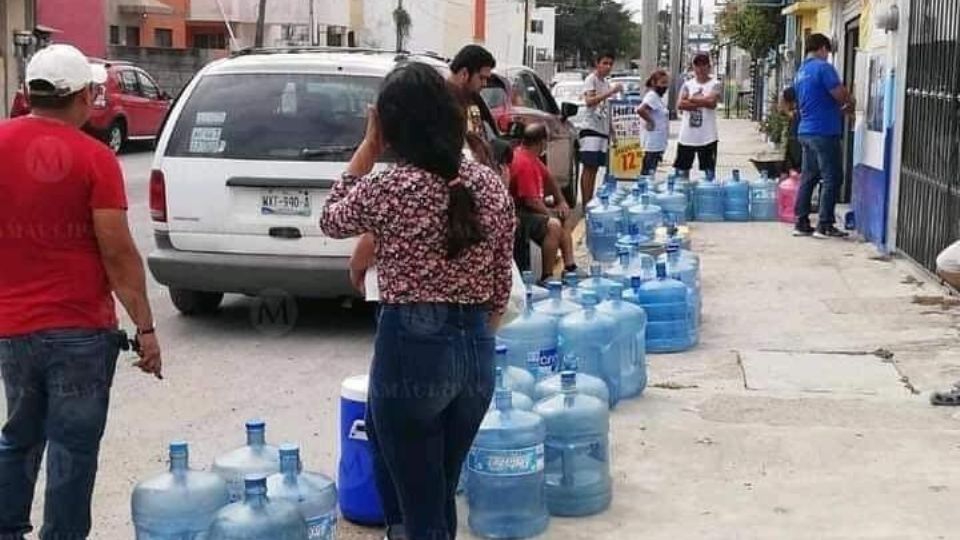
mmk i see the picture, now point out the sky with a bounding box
[618,0,717,25]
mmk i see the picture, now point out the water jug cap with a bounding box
[495,344,507,357]
[564,272,578,286]
[580,291,598,306]
[547,280,562,293]
[560,371,577,391]
[609,283,624,298]
[245,419,265,431]
[666,243,679,253]
[732,169,741,180]
[495,388,513,410]
[278,443,300,458]
[590,262,602,276]
[600,193,609,204]
[630,275,643,288]
[169,441,188,456]
[656,261,667,279]
[521,270,534,283]
[243,475,268,496]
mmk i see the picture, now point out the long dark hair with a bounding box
[377,62,485,259]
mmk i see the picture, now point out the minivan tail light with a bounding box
[93,84,107,108]
[149,169,167,222]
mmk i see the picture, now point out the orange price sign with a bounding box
[610,142,644,179]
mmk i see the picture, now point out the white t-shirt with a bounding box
[678,77,721,146]
[640,90,669,152]
[580,73,612,153]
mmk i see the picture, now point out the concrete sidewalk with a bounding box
[454,119,960,539]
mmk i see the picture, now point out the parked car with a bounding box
[10,58,171,153]
[481,67,580,205]
[148,48,502,314]
[551,80,588,131]
[550,70,585,88]
[609,76,646,101]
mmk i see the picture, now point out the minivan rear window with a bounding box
[166,73,381,161]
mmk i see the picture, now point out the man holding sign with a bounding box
[675,52,721,177]
[579,51,623,207]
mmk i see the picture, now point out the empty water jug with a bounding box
[580,262,619,303]
[665,243,700,345]
[749,171,778,221]
[558,291,621,408]
[534,354,610,405]
[534,372,612,517]
[585,174,619,212]
[500,292,560,381]
[522,270,549,303]
[467,389,549,539]
[495,345,536,400]
[207,475,308,540]
[533,280,582,324]
[132,441,231,539]
[694,175,724,222]
[596,283,648,399]
[626,194,662,240]
[266,445,337,540]
[778,171,800,224]
[654,178,687,225]
[605,247,655,287]
[636,262,694,353]
[586,194,623,263]
[618,185,644,215]
[722,169,750,221]
[213,420,281,502]
[671,174,697,222]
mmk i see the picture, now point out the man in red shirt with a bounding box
[0,44,162,539]
[510,123,577,278]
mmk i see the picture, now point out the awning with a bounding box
[118,0,174,16]
[781,1,827,16]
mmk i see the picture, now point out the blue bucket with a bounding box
[338,375,384,525]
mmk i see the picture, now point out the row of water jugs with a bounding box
[131,420,337,539]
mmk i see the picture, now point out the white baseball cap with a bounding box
[26,44,107,97]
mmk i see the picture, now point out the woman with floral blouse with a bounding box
[320,62,515,540]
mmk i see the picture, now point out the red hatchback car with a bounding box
[11,58,172,153]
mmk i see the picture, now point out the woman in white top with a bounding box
[636,69,671,176]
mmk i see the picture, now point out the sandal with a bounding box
[930,387,960,406]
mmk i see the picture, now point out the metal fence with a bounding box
[898,0,960,271]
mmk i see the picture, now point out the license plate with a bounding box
[261,189,311,216]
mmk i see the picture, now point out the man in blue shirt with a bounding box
[793,33,855,238]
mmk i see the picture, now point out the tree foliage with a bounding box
[717,1,784,59]
[540,0,641,66]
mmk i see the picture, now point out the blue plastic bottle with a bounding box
[206,475,308,540]
[694,173,724,222]
[586,194,622,264]
[723,169,750,221]
[500,292,560,381]
[605,247,655,287]
[132,441,231,539]
[533,280,582,324]
[495,345,536,401]
[467,389,549,539]
[626,194,663,241]
[213,420,281,502]
[534,372,612,517]
[665,243,700,345]
[266,445,338,540]
[749,171,778,221]
[521,270,549,303]
[580,262,619,303]
[534,354,610,405]
[636,262,694,353]
[558,291,621,408]
[655,178,687,225]
[596,283,648,399]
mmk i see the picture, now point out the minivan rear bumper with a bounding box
[148,232,354,297]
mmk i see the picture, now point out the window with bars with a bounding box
[154,28,173,48]
[125,26,140,47]
[193,33,227,49]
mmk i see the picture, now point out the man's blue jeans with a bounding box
[796,135,843,227]
[0,329,121,540]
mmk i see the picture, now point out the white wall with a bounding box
[484,0,526,66]
[359,0,446,54]
[191,0,348,26]
[527,6,555,62]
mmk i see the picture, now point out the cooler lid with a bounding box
[341,374,369,402]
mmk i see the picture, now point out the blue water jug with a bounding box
[500,292,560,381]
[338,375,383,525]
[266,445,338,540]
[467,389,549,538]
[534,372,612,517]
[618,185,643,215]
[533,280,582,324]
[521,270,550,303]
[694,174,724,222]
[636,262,694,353]
[749,171,778,221]
[562,271,584,305]
[558,291,621,408]
[671,174,696,222]
[723,169,750,222]
[495,345,536,399]
[654,178,687,225]
[665,243,700,345]
[585,174,619,212]
[586,194,622,263]
[605,247,655,288]
[206,475,308,540]
[212,420,281,502]
[596,283,648,399]
[580,262,619,303]
[626,194,662,241]
[132,441,230,539]
[534,354,611,405]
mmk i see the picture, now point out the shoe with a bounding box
[813,225,850,239]
[792,223,815,237]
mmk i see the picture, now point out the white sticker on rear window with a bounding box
[189,127,223,153]
[196,111,226,125]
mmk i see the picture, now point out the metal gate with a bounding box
[898,0,960,271]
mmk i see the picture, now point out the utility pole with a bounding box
[641,0,658,76]
[668,0,682,119]
[255,0,267,48]
[522,0,530,66]
[309,0,316,46]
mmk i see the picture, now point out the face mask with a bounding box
[655,86,668,97]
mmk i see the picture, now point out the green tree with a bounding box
[717,1,784,60]
[540,0,641,67]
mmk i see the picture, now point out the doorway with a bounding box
[841,16,860,204]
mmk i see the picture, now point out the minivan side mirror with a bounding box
[560,101,579,120]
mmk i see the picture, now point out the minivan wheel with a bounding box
[106,121,125,154]
[169,288,223,315]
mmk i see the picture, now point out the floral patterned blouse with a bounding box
[320,160,516,315]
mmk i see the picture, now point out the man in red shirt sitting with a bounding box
[510,123,577,279]
[0,44,162,539]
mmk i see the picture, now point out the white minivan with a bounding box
[148,49,486,315]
